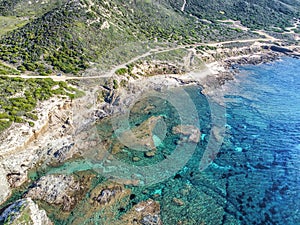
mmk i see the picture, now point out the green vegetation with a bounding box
[2,202,33,225]
[0,1,90,75]
[0,62,20,75]
[221,41,255,49]
[120,79,128,88]
[115,68,128,76]
[167,0,300,30]
[0,119,12,133]
[0,16,28,36]
[113,79,119,89]
[195,45,218,54]
[0,0,66,17]
[0,0,259,75]
[146,49,189,63]
[0,0,297,76]
[7,207,33,224]
[0,76,84,132]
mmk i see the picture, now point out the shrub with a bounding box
[115,68,128,75]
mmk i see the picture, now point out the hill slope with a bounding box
[0,0,298,75]
[167,0,300,29]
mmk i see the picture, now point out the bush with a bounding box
[17,65,26,72]
[115,68,128,75]
[113,79,119,89]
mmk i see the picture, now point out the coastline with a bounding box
[0,40,299,223]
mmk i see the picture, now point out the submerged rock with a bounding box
[141,215,161,225]
[0,198,52,225]
[172,197,185,206]
[93,186,123,205]
[132,156,141,162]
[172,125,201,143]
[145,151,156,158]
[119,116,163,151]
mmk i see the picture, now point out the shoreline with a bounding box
[0,42,299,217]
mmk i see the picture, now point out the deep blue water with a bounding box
[218,57,300,224]
[149,57,300,225]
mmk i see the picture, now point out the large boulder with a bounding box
[0,198,52,225]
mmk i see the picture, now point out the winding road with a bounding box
[2,35,282,82]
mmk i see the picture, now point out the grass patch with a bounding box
[144,49,189,63]
[0,16,29,36]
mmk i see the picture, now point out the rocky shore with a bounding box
[0,39,299,224]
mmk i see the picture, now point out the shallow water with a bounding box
[1,57,300,225]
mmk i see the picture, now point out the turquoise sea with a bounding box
[1,57,300,225]
[133,57,300,225]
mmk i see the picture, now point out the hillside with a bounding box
[168,0,300,29]
[0,0,298,76]
[0,0,264,75]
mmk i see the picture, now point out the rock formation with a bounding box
[0,198,53,225]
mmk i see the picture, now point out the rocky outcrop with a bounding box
[91,182,129,207]
[0,98,70,157]
[224,52,280,66]
[25,174,80,211]
[270,45,293,53]
[0,198,53,225]
[131,61,185,77]
[93,185,123,205]
[121,199,162,225]
[6,172,28,188]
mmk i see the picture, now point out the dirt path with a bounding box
[181,0,187,12]
[218,19,249,31]
[2,35,282,82]
[253,30,278,41]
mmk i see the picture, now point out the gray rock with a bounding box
[141,215,162,225]
[94,186,122,205]
[0,167,11,205]
[0,198,52,225]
